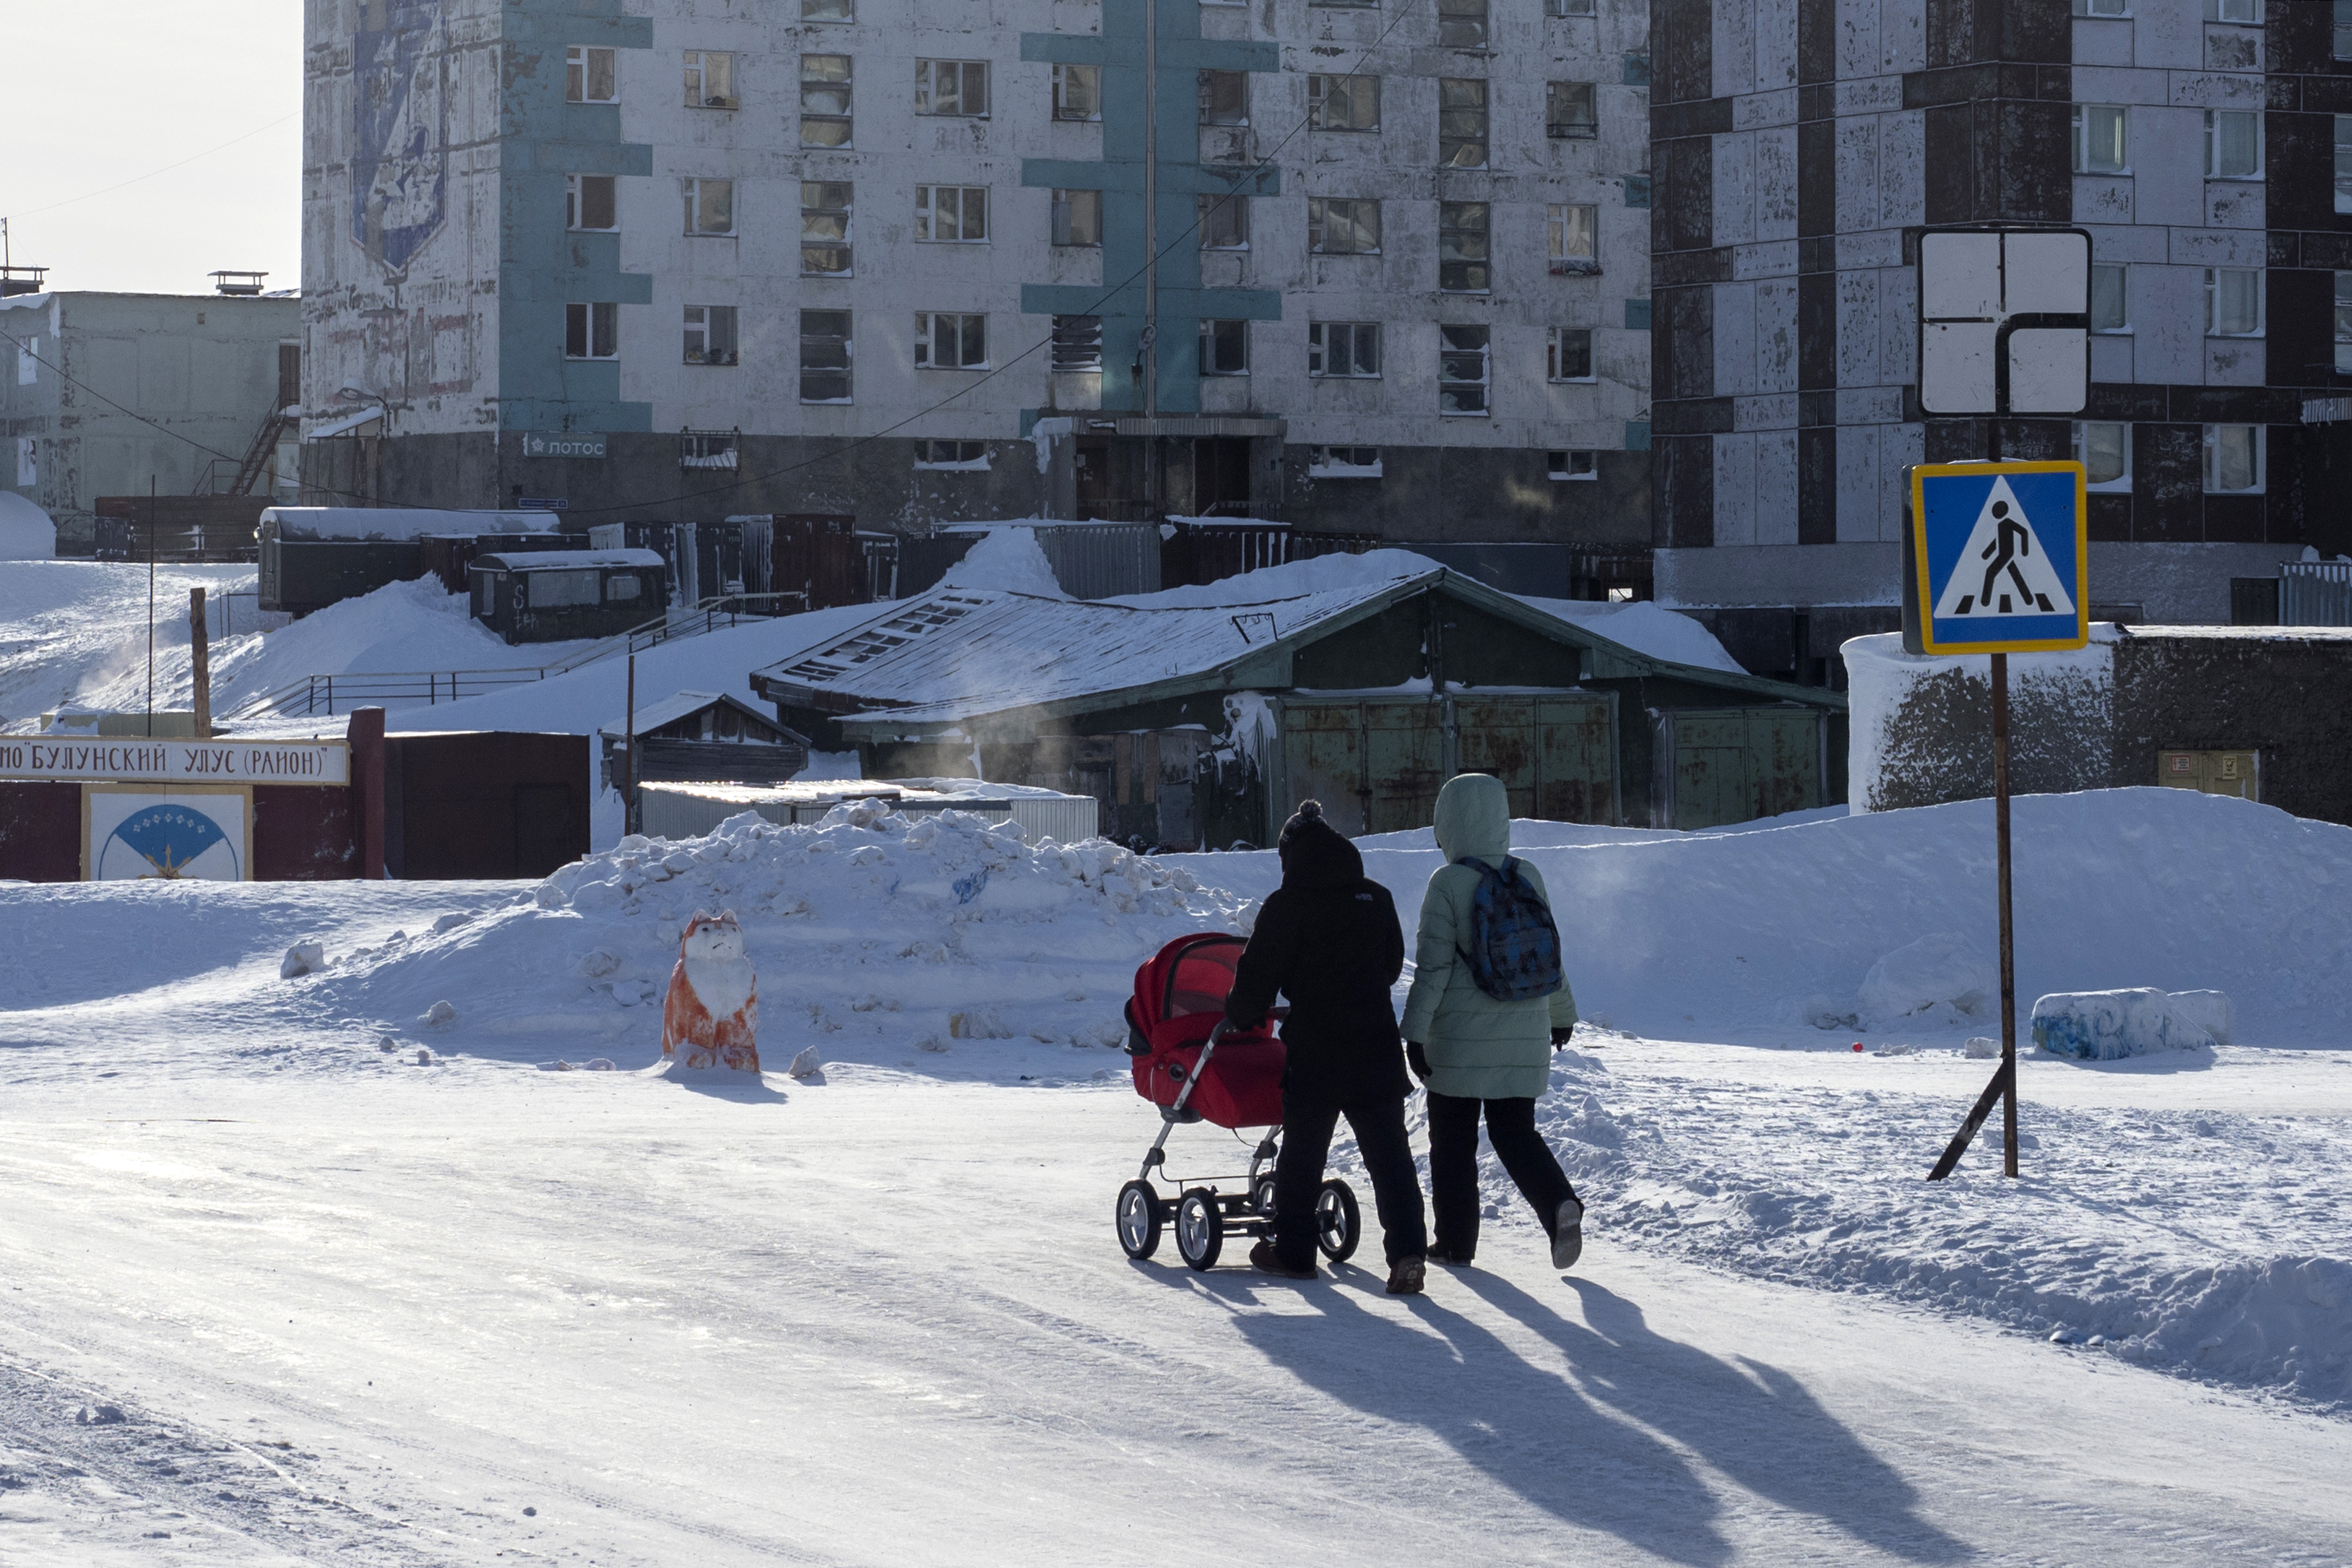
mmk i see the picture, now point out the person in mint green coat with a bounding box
[1399,772,1586,1270]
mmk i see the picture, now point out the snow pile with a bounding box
[0,491,56,560]
[2031,989,2217,1060]
[1854,931,1994,1028]
[218,576,588,711]
[1516,1049,2352,1413]
[938,527,1068,598]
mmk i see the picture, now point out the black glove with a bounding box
[1406,1040,1431,1082]
[1550,1026,1576,1049]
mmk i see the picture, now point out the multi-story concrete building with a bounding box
[301,0,1653,556]
[0,284,300,551]
[1648,0,2352,684]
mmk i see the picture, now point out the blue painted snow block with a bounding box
[2031,989,2215,1060]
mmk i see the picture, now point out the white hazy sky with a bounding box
[1,1,301,297]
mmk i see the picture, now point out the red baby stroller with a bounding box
[1116,932,1364,1270]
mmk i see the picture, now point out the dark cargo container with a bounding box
[467,549,668,644]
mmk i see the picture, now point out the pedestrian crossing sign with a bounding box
[1903,461,2088,654]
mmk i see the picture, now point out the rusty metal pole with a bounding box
[626,653,639,836]
[189,587,212,739]
[1992,651,2020,1178]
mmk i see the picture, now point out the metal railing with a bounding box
[219,591,808,722]
[2280,560,2352,627]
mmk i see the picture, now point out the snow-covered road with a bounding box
[3,1073,2347,1567]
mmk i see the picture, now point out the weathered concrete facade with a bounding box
[0,291,300,550]
[1653,0,2346,684]
[303,0,1655,551]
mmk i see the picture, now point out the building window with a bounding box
[1440,202,1490,292]
[1439,79,1489,168]
[1437,0,1488,48]
[1547,326,1594,381]
[803,0,852,19]
[683,178,735,235]
[2338,0,2352,58]
[2072,422,2130,490]
[802,55,852,147]
[1548,450,1597,480]
[1198,70,1249,126]
[800,309,852,402]
[2071,0,2128,14]
[2072,105,2127,174]
[679,431,738,471]
[1307,197,1381,254]
[565,302,618,360]
[565,174,616,231]
[1547,81,1597,137]
[1307,446,1382,476]
[1053,64,1101,121]
[2203,424,2262,493]
[1199,193,1248,250]
[915,312,988,369]
[2205,267,2262,337]
[1052,189,1102,246]
[2205,110,2261,178]
[915,440,990,469]
[1440,324,1490,415]
[1549,203,1599,274]
[1199,319,1248,376]
[2091,263,2128,332]
[802,181,852,275]
[915,60,989,117]
[1548,0,1596,14]
[683,304,738,365]
[1309,321,1380,378]
[1308,74,1380,131]
[14,337,33,386]
[915,186,988,242]
[2338,272,2352,373]
[1051,315,1104,372]
[2338,116,2352,214]
[683,51,735,108]
[566,46,616,103]
[2211,0,2257,21]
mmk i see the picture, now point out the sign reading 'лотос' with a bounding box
[0,739,349,787]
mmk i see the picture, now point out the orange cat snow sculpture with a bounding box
[661,909,760,1071]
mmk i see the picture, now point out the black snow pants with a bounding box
[1426,1091,1578,1262]
[1274,1088,1427,1270]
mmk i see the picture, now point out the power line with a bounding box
[1,113,299,222]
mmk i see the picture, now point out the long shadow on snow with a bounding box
[1471,1271,1968,1564]
[1197,1265,1737,1564]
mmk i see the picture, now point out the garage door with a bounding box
[1456,695,1617,826]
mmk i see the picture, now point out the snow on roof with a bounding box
[935,527,1070,598]
[477,548,665,570]
[0,491,57,561]
[597,688,783,740]
[260,507,562,542]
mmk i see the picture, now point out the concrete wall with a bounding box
[0,292,299,547]
[1654,0,2335,644]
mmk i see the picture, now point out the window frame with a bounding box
[2071,104,2129,176]
[1547,326,1595,383]
[1198,318,1249,376]
[1052,188,1103,247]
[914,59,990,118]
[1437,0,1489,49]
[2072,420,2132,492]
[2338,0,2352,60]
[1198,192,1249,251]
[1052,63,1102,122]
[682,177,737,237]
[1439,201,1490,294]
[2091,262,2130,334]
[800,308,853,404]
[1438,77,1489,169]
[1198,70,1249,127]
[2210,0,2258,22]
[565,173,617,232]
[914,440,991,469]
[914,185,990,243]
[564,301,619,361]
[2202,423,2264,495]
[2204,267,2263,338]
[683,303,739,366]
[683,51,736,110]
[1308,321,1382,379]
[2204,109,2262,181]
[913,311,990,371]
[1307,196,1381,256]
[566,46,617,104]
[1547,81,1598,139]
[2337,269,2352,374]
[1307,445,1383,477]
[1548,203,1599,274]
[1307,74,1380,132]
[1547,450,1598,480]
[2070,0,2129,14]
[802,0,853,20]
[1439,323,1491,416]
[801,54,852,149]
[1547,0,1597,15]
[801,181,853,277]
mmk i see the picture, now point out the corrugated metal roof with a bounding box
[599,688,784,740]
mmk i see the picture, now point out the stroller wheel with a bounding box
[1115,1179,1162,1260]
[1175,1188,1224,1271]
[1250,1173,1279,1222]
[1314,1179,1362,1263]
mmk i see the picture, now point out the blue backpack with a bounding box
[1461,857,1564,1002]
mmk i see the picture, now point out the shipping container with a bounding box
[467,549,668,644]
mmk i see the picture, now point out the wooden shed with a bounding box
[748,567,1846,848]
[598,689,811,788]
[467,548,667,644]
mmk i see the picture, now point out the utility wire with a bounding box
[0,7,1426,519]
[1,114,299,222]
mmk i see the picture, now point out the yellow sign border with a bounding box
[1907,460,2091,656]
[81,782,256,883]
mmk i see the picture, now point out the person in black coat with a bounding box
[1224,800,1428,1294]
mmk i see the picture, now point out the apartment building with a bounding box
[301,0,1653,550]
[1648,0,2351,683]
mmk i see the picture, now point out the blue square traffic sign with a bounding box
[1904,462,2089,654]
